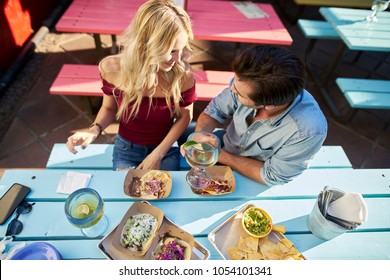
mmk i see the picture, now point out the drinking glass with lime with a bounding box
[64,188,108,238]
[183,131,221,194]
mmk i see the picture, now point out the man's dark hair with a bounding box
[232,45,306,106]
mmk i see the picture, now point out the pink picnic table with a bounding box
[55,0,292,56]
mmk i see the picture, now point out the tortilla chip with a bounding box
[141,170,170,183]
[260,240,281,259]
[227,247,247,260]
[226,226,304,260]
[272,225,287,234]
[238,236,258,252]
[285,247,301,258]
[247,251,265,260]
[280,238,293,248]
[277,242,291,253]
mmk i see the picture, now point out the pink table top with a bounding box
[55,0,292,45]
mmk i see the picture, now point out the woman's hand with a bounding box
[66,131,98,154]
[137,152,162,170]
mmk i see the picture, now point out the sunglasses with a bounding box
[6,200,35,236]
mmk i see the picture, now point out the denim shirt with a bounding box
[204,81,328,186]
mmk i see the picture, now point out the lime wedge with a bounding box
[75,203,91,217]
[183,140,202,150]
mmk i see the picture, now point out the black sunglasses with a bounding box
[6,200,35,236]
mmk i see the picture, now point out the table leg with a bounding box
[87,96,103,115]
[234,42,241,56]
[319,42,345,87]
[110,35,118,54]
[312,42,353,121]
[93,34,104,59]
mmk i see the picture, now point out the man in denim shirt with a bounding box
[195,46,327,186]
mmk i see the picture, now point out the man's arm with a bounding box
[218,149,267,185]
[195,111,224,131]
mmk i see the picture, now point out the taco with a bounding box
[152,235,192,260]
[139,170,171,199]
[200,178,233,195]
[120,213,158,252]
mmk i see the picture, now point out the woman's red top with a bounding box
[101,79,197,145]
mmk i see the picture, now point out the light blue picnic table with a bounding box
[320,7,390,52]
[313,7,390,119]
[0,167,389,260]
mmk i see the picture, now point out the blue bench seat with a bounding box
[297,19,339,40]
[336,78,390,110]
[297,19,340,63]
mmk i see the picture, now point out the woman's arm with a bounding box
[66,94,117,154]
[91,94,118,132]
[138,103,193,170]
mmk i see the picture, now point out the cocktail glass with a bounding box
[184,131,221,194]
[366,0,389,22]
[64,188,108,238]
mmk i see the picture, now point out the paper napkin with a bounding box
[56,171,92,194]
[232,2,269,19]
[327,192,368,224]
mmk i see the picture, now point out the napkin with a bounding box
[232,2,269,19]
[327,192,368,224]
[56,171,92,194]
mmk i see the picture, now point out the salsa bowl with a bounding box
[241,207,273,238]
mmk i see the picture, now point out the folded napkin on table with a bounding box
[327,192,368,224]
[56,171,92,194]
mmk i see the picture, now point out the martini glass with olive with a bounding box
[64,188,108,238]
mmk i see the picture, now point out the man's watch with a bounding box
[89,122,103,135]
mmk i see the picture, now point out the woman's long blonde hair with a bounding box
[99,0,193,122]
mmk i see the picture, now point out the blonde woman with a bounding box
[66,0,196,171]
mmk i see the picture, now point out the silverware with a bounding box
[327,214,360,230]
[319,186,329,216]
[318,186,360,230]
[323,190,333,219]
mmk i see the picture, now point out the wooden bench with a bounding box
[297,19,340,63]
[50,64,233,101]
[297,19,339,40]
[336,78,390,111]
[46,143,353,170]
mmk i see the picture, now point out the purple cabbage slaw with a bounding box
[155,239,185,260]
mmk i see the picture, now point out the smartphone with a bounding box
[0,183,31,225]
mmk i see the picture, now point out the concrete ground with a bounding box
[0,3,389,169]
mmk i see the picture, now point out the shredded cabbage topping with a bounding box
[155,239,185,260]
